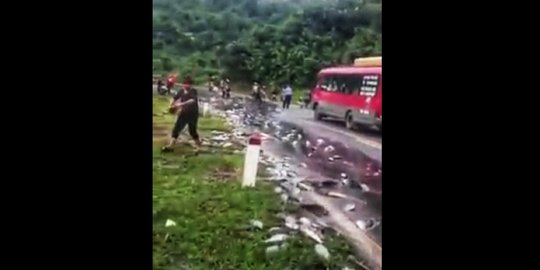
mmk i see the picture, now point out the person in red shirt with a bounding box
[166,74,177,95]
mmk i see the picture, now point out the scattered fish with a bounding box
[165,219,176,227]
[266,243,288,255]
[328,157,334,161]
[268,227,288,234]
[324,145,335,152]
[249,219,263,230]
[298,182,313,191]
[299,217,311,226]
[265,234,289,244]
[343,203,356,212]
[355,220,367,230]
[315,244,330,260]
[327,191,348,199]
[360,183,371,192]
[301,226,323,243]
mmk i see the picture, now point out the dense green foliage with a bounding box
[153,0,381,87]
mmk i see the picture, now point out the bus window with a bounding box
[336,74,361,95]
[317,76,332,91]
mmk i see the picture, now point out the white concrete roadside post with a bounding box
[202,102,209,117]
[242,133,262,187]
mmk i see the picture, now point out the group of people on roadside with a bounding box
[157,73,299,154]
[156,74,178,95]
[207,76,231,99]
[251,82,293,109]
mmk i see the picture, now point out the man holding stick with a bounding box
[161,76,202,152]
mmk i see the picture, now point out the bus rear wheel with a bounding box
[314,104,323,120]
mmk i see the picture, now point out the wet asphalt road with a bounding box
[276,108,381,162]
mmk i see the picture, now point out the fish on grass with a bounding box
[249,219,263,230]
[165,219,176,227]
[300,226,323,243]
[264,234,289,244]
[266,243,288,255]
[315,244,330,260]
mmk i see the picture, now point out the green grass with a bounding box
[153,96,357,270]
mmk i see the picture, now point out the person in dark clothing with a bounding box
[161,77,201,152]
[252,82,263,104]
[157,78,165,94]
[225,78,231,99]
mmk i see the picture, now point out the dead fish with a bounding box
[324,145,335,152]
[222,142,233,148]
[275,213,287,220]
[300,226,323,243]
[327,191,348,199]
[284,215,297,224]
[249,219,263,229]
[274,187,283,193]
[328,157,334,161]
[284,216,299,230]
[292,140,298,146]
[360,184,371,192]
[298,182,313,191]
[343,203,356,212]
[268,227,288,234]
[315,244,330,260]
[266,243,288,255]
[165,219,176,227]
[305,140,311,147]
[341,173,348,179]
[332,155,342,160]
[355,220,367,230]
[316,138,325,145]
[299,217,311,226]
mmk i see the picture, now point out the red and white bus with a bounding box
[310,57,382,131]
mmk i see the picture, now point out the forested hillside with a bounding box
[153,0,381,87]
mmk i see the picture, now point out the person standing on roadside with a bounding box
[161,76,202,152]
[224,78,231,99]
[282,83,293,109]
